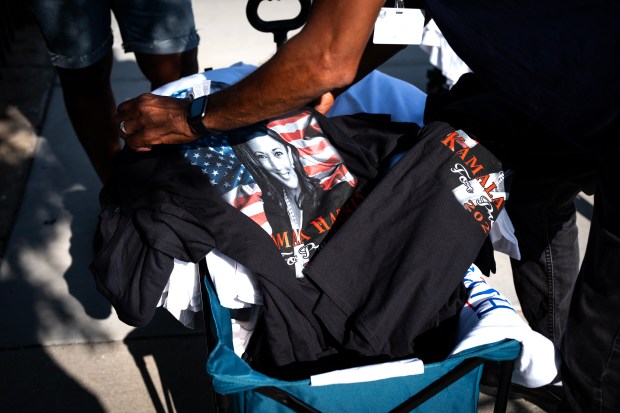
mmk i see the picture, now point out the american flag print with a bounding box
[182,133,273,231]
[266,111,357,191]
[182,110,358,236]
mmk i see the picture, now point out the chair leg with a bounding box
[493,359,515,413]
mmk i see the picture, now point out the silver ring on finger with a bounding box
[120,120,128,134]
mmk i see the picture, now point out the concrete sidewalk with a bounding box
[0,1,592,412]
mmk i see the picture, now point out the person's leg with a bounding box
[134,48,199,91]
[504,118,597,351]
[561,137,620,412]
[507,172,591,350]
[29,0,120,183]
[56,51,120,183]
[112,0,200,90]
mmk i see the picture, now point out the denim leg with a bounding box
[508,180,581,349]
[562,140,620,412]
[506,152,596,350]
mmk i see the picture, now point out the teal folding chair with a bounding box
[199,261,521,413]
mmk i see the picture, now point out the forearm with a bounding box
[204,35,340,131]
[203,0,385,131]
[115,0,387,150]
[331,41,407,100]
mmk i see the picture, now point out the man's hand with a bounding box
[114,93,197,152]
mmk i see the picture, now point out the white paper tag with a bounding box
[169,79,211,99]
[373,7,425,45]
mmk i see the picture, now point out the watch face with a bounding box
[190,96,207,119]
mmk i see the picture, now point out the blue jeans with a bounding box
[29,0,200,69]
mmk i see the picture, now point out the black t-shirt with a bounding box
[91,108,418,356]
[92,108,507,370]
[306,120,507,361]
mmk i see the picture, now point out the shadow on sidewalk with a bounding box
[0,277,105,413]
[124,310,214,413]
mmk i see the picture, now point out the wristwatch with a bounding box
[187,95,218,136]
